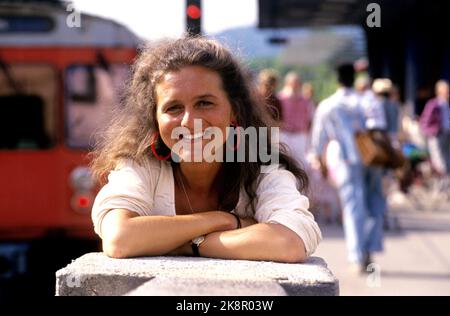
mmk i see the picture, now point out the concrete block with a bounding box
[56,253,339,296]
[125,277,287,296]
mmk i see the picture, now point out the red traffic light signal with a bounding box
[187,4,201,20]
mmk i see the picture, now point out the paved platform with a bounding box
[314,191,450,296]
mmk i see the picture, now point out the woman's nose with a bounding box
[180,109,196,129]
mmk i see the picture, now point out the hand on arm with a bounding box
[199,222,306,263]
[167,215,257,256]
[167,218,306,263]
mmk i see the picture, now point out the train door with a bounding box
[0,63,60,235]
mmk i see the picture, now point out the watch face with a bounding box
[192,236,205,245]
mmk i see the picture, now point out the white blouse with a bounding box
[91,158,322,257]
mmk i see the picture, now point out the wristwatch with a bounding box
[191,236,205,257]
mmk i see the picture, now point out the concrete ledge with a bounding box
[125,277,287,296]
[56,253,339,296]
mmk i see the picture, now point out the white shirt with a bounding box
[312,88,364,166]
[91,158,322,257]
[359,90,387,130]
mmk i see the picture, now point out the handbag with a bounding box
[355,130,405,169]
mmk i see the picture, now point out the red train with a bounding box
[0,1,140,296]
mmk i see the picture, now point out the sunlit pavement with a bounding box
[314,191,450,296]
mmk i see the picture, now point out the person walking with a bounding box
[419,80,450,177]
[311,64,383,273]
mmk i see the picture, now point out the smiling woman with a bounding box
[156,66,233,163]
[89,36,322,263]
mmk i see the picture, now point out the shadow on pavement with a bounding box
[381,270,450,280]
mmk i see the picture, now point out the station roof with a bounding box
[258,0,418,29]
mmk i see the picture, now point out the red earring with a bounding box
[150,132,171,161]
[227,120,241,151]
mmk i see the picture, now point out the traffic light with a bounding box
[186,0,201,36]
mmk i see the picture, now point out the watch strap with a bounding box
[191,242,200,257]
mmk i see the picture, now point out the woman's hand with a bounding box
[240,217,257,228]
[167,241,192,256]
[195,222,307,263]
[166,215,257,257]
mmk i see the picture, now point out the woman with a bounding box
[278,71,314,165]
[257,68,283,123]
[90,37,322,263]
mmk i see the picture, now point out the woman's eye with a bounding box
[198,101,213,107]
[166,105,182,112]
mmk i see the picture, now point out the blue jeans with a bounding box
[336,163,386,264]
[428,131,450,175]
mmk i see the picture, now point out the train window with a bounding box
[0,15,54,33]
[67,65,97,103]
[0,64,56,150]
[65,64,130,149]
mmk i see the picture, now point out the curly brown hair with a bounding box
[89,36,309,215]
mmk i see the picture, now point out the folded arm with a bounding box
[101,209,306,263]
[100,208,237,258]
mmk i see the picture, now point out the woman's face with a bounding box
[155,66,235,162]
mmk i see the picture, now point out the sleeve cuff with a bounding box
[266,210,322,257]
